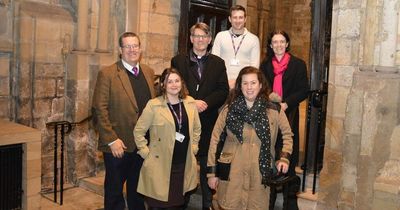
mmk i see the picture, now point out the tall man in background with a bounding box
[171,23,229,210]
[212,5,260,89]
[92,32,155,210]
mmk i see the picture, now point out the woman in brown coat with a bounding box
[207,66,293,210]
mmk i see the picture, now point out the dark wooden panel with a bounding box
[178,0,232,54]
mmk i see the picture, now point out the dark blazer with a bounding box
[92,61,156,153]
[260,54,309,169]
[171,53,229,156]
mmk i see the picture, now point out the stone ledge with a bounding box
[374,159,400,194]
[374,177,400,195]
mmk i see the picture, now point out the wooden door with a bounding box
[178,0,232,54]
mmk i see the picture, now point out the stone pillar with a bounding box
[96,0,110,52]
[317,0,400,209]
[378,0,398,69]
[372,122,400,210]
[379,0,398,66]
[76,0,88,51]
[65,0,93,183]
[371,1,400,204]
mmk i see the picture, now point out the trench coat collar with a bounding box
[152,96,196,127]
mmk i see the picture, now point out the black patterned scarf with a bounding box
[226,95,272,183]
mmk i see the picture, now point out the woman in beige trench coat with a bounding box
[134,68,201,210]
[207,66,293,210]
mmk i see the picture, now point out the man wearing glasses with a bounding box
[92,32,155,210]
[171,22,229,210]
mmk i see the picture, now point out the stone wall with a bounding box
[4,1,399,209]
[16,1,76,189]
[318,0,400,209]
[0,0,13,120]
[245,0,312,61]
[0,0,183,189]
[264,0,311,66]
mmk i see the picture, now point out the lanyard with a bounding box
[168,100,183,132]
[230,31,246,58]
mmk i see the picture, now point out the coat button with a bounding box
[158,138,161,141]
[155,155,159,158]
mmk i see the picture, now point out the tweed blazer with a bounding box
[92,60,155,153]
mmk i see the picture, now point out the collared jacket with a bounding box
[207,105,293,209]
[260,54,309,168]
[171,53,229,156]
[92,61,155,153]
[134,96,201,202]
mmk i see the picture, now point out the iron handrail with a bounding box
[45,115,92,205]
[302,90,327,194]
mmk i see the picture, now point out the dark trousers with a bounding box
[103,151,145,210]
[182,156,211,210]
[199,155,212,209]
[271,108,300,210]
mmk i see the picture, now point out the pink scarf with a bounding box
[272,53,290,97]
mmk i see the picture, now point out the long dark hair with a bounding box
[225,66,271,106]
[158,68,189,99]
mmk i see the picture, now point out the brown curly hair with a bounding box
[225,66,271,106]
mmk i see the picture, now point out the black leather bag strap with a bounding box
[215,125,227,161]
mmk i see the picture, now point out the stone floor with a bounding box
[40,184,317,210]
[40,167,318,210]
[40,186,104,210]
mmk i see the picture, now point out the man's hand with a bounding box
[109,139,127,158]
[195,100,208,113]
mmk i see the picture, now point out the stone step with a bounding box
[78,171,105,197]
[295,167,318,210]
[296,166,320,192]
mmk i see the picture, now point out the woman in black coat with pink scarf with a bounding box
[260,30,309,210]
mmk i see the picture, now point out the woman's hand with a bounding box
[276,161,289,174]
[208,177,219,190]
[136,146,150,159]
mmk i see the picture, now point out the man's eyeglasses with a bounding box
[191,34,210,39]
[121,45,140,50]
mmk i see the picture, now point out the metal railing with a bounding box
[45,116,91,205]
[302,90,327,194]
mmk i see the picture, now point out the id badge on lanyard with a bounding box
[230,32,246,66]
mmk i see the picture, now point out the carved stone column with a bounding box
[76,0,88,51]
[378,0,398,69]
[371,1,400,203]
[96,0,110,52]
